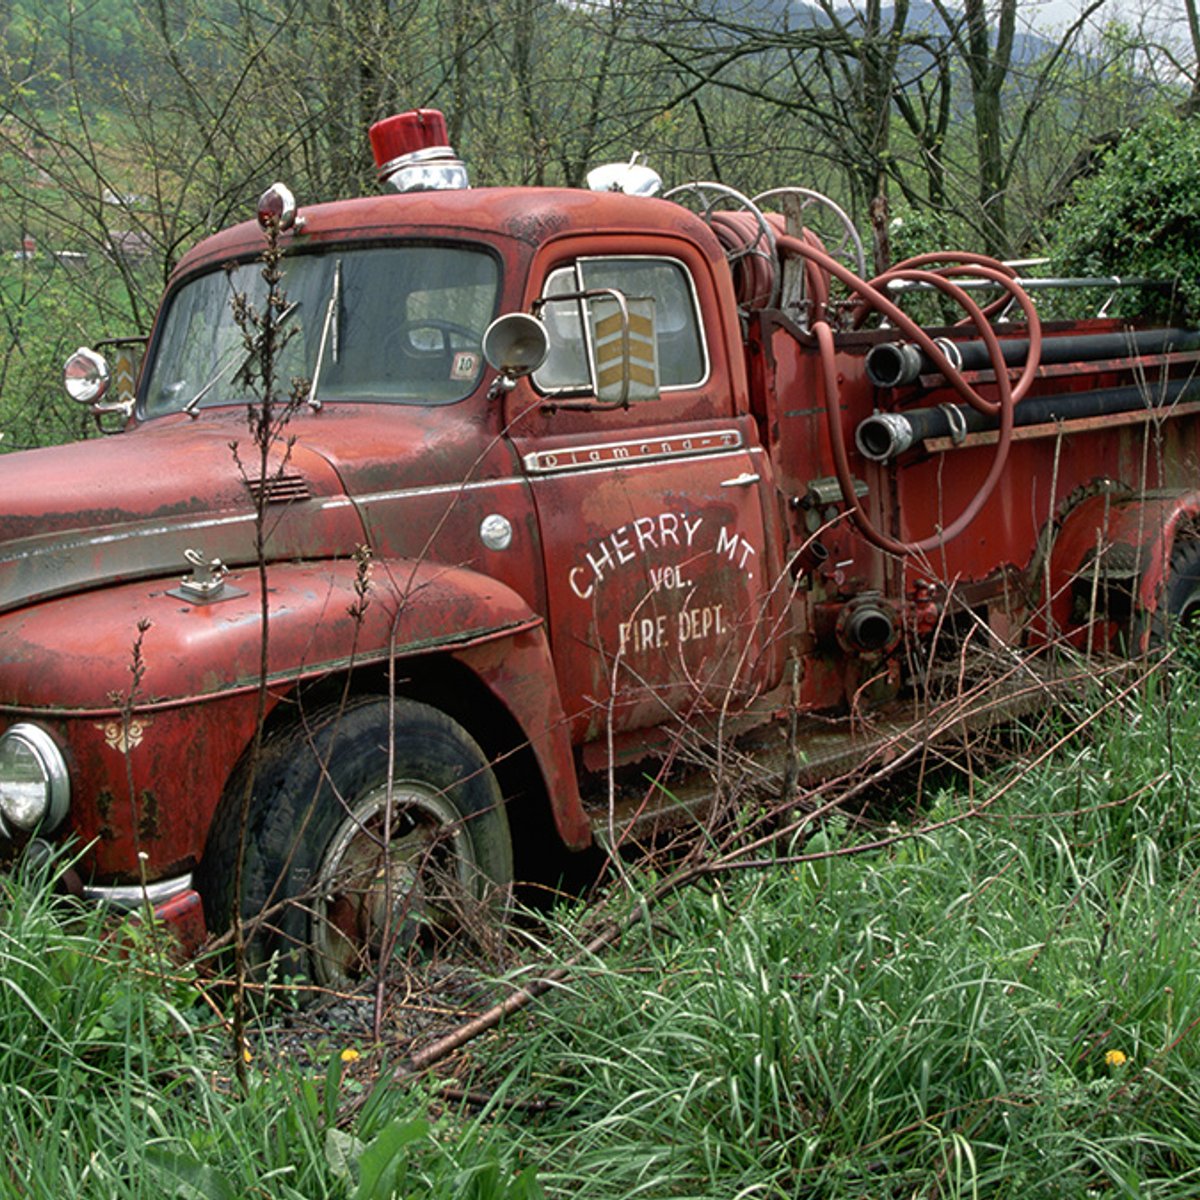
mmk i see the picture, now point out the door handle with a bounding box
[720,472,760,488]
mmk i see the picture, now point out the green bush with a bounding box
[1053,111,1200,320]
[886,204,973,268]
[0,256,139,452]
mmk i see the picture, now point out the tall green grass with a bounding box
[474,671,1200,1198]
[6,666,1200,1198]
[0,852,542,1198]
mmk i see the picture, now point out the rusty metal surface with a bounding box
[825,318,1200,607]
[1044,490,1200,647]
[0,424,358,615]
[0,558,544,711]
[453,631,589,850]
[168,188,731,284]
[28,693,261,880]
[503,224,781,740]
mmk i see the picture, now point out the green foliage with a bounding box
[472,670,1200,1197]
[887,203,973,265]
[883,204,984,323]
[1053,112,1200,320]
[0,256,131,451]
[1,852,540,1198]
[4,0,149,84]
[0,848,202,1083]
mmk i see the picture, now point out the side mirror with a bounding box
[63,346,111,406]
[63,343,139,431]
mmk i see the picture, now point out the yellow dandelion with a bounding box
[340,1048,361,1064]
[1105,1049,1128,1067]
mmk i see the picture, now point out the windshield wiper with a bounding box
[181,301,299,417]
[305,259,342,412]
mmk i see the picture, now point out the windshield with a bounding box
[142,244,499,416]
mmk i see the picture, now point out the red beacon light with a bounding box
[369,109,469,193]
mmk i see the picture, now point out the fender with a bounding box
[0,555,585,868]
[453,632,590,849]
[2,557,541,708]
[1044,490,1200,649]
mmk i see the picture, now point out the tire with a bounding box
[196,698,512,989]
[1151,538,1200,647]
[1165,540,1200,627]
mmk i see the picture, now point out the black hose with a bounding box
[866,327,1200,389]
[857,377,1200,462]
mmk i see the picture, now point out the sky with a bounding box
[1026,0,1179,35]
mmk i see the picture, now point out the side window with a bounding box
[533,256,708,395]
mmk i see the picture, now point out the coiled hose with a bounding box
[775,237,1043,555]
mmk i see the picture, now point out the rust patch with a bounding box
[504,210,570,245]
[95,787,118,842]
[137,789,160,841]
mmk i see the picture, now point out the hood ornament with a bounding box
[168,548,247,605]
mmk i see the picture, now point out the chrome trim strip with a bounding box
[0,510,253,565]
[0,486,511,570]
[523,428,744,474]
[349,475,527,507]
[0,497,365,616]
[82,872,193,911]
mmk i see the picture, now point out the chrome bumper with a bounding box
[82,872,194,912]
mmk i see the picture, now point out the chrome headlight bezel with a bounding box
[0,723,70,834]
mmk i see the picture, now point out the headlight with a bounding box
[0,724,70,834]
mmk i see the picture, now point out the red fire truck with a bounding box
[2,109,1197,985]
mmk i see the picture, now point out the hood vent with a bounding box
[245,472,312,505]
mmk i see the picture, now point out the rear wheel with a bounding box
[1161,539,1200,637]
[197,698,512,990]
[1145,538,1200,652]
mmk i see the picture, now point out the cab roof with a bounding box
[172,186,729,281]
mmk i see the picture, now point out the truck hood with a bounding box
[0,418,362,615]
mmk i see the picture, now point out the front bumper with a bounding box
[82,872,207,956]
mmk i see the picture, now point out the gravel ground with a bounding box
[246,959,511,1075]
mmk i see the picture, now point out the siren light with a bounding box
[369,109,469,192]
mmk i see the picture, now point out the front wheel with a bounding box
[197,699,512,990]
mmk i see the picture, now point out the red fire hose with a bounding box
[774,236,1042,555]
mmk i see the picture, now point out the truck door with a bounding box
[508,249,783,743]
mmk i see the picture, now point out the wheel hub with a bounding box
[311,780,477,986]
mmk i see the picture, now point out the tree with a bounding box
[632,0,946,269]
[1053,110,1200,318]
[622,0,1151,262]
